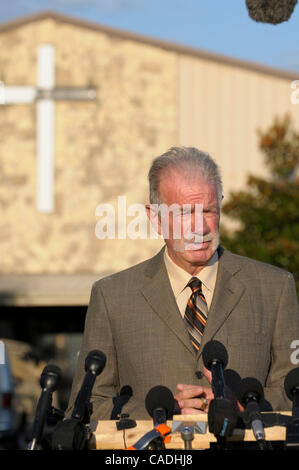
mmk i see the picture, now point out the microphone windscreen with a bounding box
[85,350,106,375]
[145,385,174,419]
[236,377,264,406]
[120,385,133,397]
[202,340,228,371]
[284,367,299,401]
[40,364,61,391]
[110,386,133,420]
[246,0,297,25]
[223,369,242,395]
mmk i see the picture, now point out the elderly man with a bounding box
[67,146,299,420]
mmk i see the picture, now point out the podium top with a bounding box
[90,412,292,450]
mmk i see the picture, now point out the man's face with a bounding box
[150,169,220,273]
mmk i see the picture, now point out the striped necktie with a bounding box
[184,277,208,351]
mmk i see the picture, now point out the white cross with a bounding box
[0,44,96,213]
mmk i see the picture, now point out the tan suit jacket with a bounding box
[67,246,299,419]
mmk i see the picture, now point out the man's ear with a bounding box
[145,204,162,236]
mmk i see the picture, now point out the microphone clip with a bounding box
[116,413,137,431]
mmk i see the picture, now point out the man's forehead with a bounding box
[159,169,217,200]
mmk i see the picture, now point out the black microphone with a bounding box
[284,367,299,448]
[223,369,242,395]
[51,350,106,450]
[28,364,61,450]
[145,385,174,425]
[111,385,133,420]
[236,377,268,449]
[285,367,299,421]
[246,0,297,25]
[202,340,228,399]
[202,340,238,443]
[71,349,106,421]
[145,385,174,450]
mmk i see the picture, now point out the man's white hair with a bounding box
[148,146,223,208]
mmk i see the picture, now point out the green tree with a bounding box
[220,115,299,295]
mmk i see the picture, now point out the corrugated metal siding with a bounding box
[178,56,299,198]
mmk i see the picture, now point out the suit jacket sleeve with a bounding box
[264,271,299,410]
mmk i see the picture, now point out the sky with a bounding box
[0,0,299,73]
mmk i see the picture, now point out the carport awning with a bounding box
[0,274,108,306]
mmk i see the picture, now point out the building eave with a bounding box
[0,10,298,81]
[0,273,107,306]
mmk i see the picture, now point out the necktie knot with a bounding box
[187,277,202,293]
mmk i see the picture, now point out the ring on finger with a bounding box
[199,397,208,411]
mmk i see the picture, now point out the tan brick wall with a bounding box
[0,18,178,275]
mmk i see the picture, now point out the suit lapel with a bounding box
[140,247,196,356]
[139,246,246,359]
[198,248,246,355]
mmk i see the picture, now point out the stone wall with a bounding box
[0,18,178,275]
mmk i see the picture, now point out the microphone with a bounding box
[285,367,299,421]
[202,340,238,443]
[236,377,268,450]
[223,369,242,395]
[284,367,299,448]
[111,385,133,420]
[202,340,228,399]
[145,385,174,450]
[145,385,174,425]
[28,364,61,450]
[71,349,106,421]
[246,0,297,25]
[125,385,173,451]
[51,350,106,450]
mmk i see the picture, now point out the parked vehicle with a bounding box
[0,340,17,448]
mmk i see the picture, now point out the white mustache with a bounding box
[172,233,216,253]
[183,232,214,243]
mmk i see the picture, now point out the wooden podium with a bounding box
[89,412,291,450]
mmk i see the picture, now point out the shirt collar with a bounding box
[164,247,219,299]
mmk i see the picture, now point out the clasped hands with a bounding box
[174,367,243,415]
